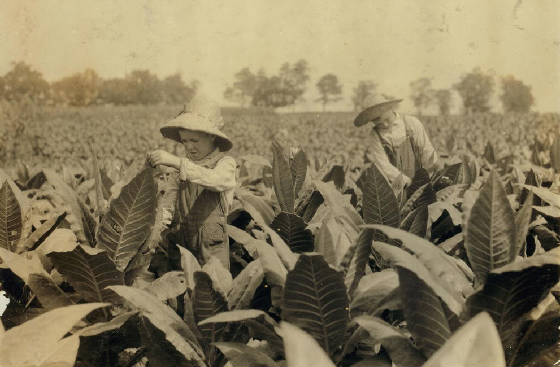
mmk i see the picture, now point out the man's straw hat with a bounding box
[160,95,233,152]
[353,94,403,127]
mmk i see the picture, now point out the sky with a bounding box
[1,0,559,113]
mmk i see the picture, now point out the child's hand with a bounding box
[147,150,181,169]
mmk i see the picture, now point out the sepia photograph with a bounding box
[0,0,559,365]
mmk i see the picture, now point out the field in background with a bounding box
[1,103,559,173]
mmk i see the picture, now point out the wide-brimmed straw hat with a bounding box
[160,95,233,152]
[353,94,403,127]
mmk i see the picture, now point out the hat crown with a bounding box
[362,94,395,108]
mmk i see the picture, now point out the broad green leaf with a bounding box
[0,303,106,367]
[198,309,272,326]
[272,141,295,213]
[357,164,400,227]
[0,181,22,251]
[88,142,106,216]
[36,228,78,256]
[484,142,496,164]
[97,168,157,271]
[27,273,73,310]
[314,181,363,228]
[277,321,336,367]
[214,342,280,367]
[397,265,451,358]
[367,225,472,302]
[407,168,430,199]
[18,211,67,254]
[49,245,123,303]
[401,183,436,221]
[179,246,201,290]
[322,165,345,190]
[237,191,275,226]
[202,256,233,297]
[464,170,515,283]
[520,184,560,208]
[314,219,337,266]
[350,270,400,317]
[109,285,205,364]
[400,205,429,238]
[253,239,287,287]
[373,241,462,316]
[282,254,349,357]
[533,205,560,217]
[143,271,187,301]
[513,191,533,260]
[0,247,47,283]
[354,315,426,367]
[291,149,308,198]
[76,311,137,337]
[343,229,374,297]
[227,260,264,310]
[270,212,314,253]
[226,224,259,257]
[510,311,560,367]
[424,312,505,367]
[193,271,228,358]
[298,190,325,223]
[466,254,560,362]
[0,169,28,211]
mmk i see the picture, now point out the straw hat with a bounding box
[353,94,403,127]
[160,95,233,152]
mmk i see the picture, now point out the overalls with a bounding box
[176,152,230,270]
[381,116,423,179]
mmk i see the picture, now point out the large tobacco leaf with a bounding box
[0,303,107,367]
[400,205,429,238]
[214,342,280,367]
[401,182,436,220]
[291,148,308,198]
[272,141,295,213]
[424,312,505,367]
[50,245,123,303]
[109,285,205,364]
[278,322,336,367]
[464,170,515,283]
[97,168,156,271]
[511,311,560,367]
[513,191,533,260]
[270,212,314,253]
[227,260,264,310]
[282,254,349,357]
[350,270,400,317]
[0,180,22,251]
[193,271,229,359]
[357,164,400,227]
[354,315,426,367]
[27,273,73,310]
[342,228,374,297]
[406,168,430,199]
[466,254,560,362]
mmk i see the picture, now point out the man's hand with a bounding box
[147,150,181,170]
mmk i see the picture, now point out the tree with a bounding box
[225,67,258,106]
[51,68,102,106]
[161,73,197,104]
[500,75,534,113]
[124,70,162,105]
[410,77,433,115]
[454,67,495,114]
[316,74,342,111]
[278,59,310,106]
[434,89,452,115]
[99,78,130,105]
[351,80,377,111]
[1,62,50,103]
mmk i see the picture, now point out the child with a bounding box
[147,96,236,269]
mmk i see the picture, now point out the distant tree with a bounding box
[223,86,244,105]
[252,72,286,108]
[410,77,433,115]
[316,73,342,111]
[351,80,377,111]
[227,67,258,106]
[434,89,452,115]
[278,59,310,106]
[500,75,534,113]
[124,70,162,105]
[161,73,197,104]
[1,62,50,103]
[454,67,495,114]
[99,78,130,105]
[51,68,102,106]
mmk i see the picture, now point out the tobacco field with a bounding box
[1,102,560,366]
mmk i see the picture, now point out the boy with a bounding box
[147,96,236,269]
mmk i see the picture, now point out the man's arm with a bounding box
[369,130,412,186]
[408,116,439,172]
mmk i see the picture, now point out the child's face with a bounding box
[178,130,216,161]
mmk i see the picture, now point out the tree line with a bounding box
[225,63,535,114]
[0,60,535,114]
[0,62,197,106]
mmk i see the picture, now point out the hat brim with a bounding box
[160,114,233,152]
[353,99,403,127]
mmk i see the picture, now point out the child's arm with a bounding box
[178,156,237,192]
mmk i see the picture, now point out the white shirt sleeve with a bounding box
[179,156,237,192]
[369,130,412,185]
